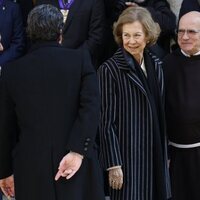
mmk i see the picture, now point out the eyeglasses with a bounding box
[176,29,200,37]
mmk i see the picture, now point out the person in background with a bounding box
[166,0,183,52]
[167,0,183,20]
[179,0,200,19]
[0,0,24,65]
[0,1,24,199]
[0,4,104,200]
[15,0,35,26]
[98,6,171,200]
[35,0,105,69]
[164,11,200,200]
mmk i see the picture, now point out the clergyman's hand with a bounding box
[55,151,83,181]
[108,167,123,190]
[0,175,15,199]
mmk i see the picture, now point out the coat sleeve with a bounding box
[97,63,122,170]
[65,50,100,158]
[0,4,25,65]
[0,67,17,179]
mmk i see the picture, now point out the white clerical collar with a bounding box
[181,49,200,57]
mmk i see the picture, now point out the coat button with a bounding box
[84,147,88,151]
[86,138,91,142]
[85,142,89,146]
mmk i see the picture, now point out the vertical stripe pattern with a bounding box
[98,48,170,200]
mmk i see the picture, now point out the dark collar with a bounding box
[113,47,151,71]
[173,48,200,60]
[29,40,62,53]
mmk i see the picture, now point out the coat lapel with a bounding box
[62,0,81,32]
[113,48,148,97]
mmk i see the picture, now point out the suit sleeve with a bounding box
[65,50,100,158]
[82,0,106,65]
[0,67,17,179]
[97,64,122,170]
[0,4,25,65]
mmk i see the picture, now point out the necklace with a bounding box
[58,0,74,23]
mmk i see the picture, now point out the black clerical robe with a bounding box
[164,48,200,200]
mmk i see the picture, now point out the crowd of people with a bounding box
[0,0,200,200]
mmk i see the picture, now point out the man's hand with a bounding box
[0,175,15,199]
[0,34,3,51]
[55,151,83,180]
[0,43,3,51]
[108,167,123,190]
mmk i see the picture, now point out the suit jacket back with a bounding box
[0,41,104,200]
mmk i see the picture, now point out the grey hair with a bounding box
[27,4,64,41]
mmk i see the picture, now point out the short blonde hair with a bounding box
[113,6,161,46]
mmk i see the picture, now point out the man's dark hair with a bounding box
[27,4,63,41]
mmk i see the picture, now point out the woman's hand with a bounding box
[108,167,123,190]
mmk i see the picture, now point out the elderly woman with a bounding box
[98,6,171,200]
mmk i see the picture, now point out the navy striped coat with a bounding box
[98,48,171,200]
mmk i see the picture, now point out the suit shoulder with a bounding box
[100,56,118,70]
[4,0,20,8]
[0,59,18,79]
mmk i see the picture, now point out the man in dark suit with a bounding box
[0,0,24,65]
[35,0,105,68]
[0,4,104,200]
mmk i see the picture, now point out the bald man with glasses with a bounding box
[163,11,200,200]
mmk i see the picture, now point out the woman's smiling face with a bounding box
[122,21,148,63]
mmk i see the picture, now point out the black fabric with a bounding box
[36,0,106,69]
[16,0,34,26]
[164,48,200,199]
[170,146,200,200]
[179,0,200,20]
[123,49,167,200]
[0,42,104,200]
[163,49,200,144]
